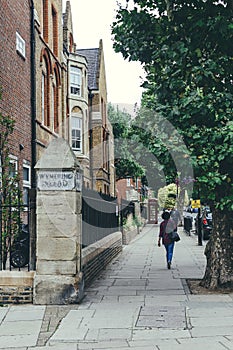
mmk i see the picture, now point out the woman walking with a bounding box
[158,211,176,269]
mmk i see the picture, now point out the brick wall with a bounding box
[0,286,33,304]
[82,232,122,287]
[0,0,32,178]
[0,271,34,304]
[34,0,66,155]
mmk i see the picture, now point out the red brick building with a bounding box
[116,177,142,201]
[34,0,67,160]
[0,0,32,203]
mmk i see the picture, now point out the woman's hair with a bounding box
[162,211,170,220]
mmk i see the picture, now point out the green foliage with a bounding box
[112,0,233,211]
[158,183,189,209]
[0,110,23,268]
[158,183,176,209]
[108,103,145,180]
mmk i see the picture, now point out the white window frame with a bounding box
[71,115,82,151]
[16,32,26,58]
[70,66,82,96]
[9,156,18,178]
[23,164,31,206]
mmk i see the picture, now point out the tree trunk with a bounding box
[200,208,233,290]
[177,187,185,225]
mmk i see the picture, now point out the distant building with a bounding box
[77,41,116,196]
[0,0,116,198]
[116,177,141,202]
[63,2,91,188]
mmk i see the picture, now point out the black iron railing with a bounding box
[0,193,30,271]
[82,188,119,247]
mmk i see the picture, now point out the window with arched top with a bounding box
[53,64,60,132]
[52,5,58,56]
[41,49,52,127]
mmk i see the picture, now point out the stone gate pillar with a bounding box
[33,138,84,304]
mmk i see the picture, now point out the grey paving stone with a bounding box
[98,328,132,341]
[0,334,38,348]
[190,316,233,327]
[77,339,129,349]
[49,325,88,343]
[4,308,45,321]
[157,340,227,350]
[0,320,42,336]
[29,345,78,350]
[132,328,191,340]
[190,326,233,338]
[1,225,233,350]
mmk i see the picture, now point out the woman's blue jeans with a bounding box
[164,242,174,263]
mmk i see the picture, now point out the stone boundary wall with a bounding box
[0,232,123,303]
[122,227,139,245]
[0,271,35,304]
[82,231,122,287]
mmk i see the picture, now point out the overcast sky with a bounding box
[62,0,144,110]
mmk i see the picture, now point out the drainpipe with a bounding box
[30,0,36,185]
[88,89,94,189]
[30,0,37,270]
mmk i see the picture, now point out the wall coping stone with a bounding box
[82,231,122,266]
[0,271,35,287]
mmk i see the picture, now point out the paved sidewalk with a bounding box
[0,224,233,349]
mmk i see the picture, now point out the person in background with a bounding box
[158,211,176,269]
[170,207,181,229]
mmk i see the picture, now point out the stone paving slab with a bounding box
[131,328,191,340]
[90,328,132,341]
[113,278,148,286]
[188,294,233,302]
[0,333,39,348]
[4,307,45,321]
[118,295,145,303]
[78,342,158,350]
[136,305,187,329]
[156,341,229,350]
[190,316,233,327]
[49,325,88,343]
[0,320,42,336]
[145,295,187,304]
[190,325,233,338]
[128,338,180,348]
[0,307,8,322]
[79,346,157,350]
[178,336,233,348]
[136,315,186,328]
[29,345,78,350]
[0,224,233,350]
[0,305,45,349]
[136,289,185,296]
[77,340,129,349]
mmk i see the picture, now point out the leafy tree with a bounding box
[158,183,189,210]
[112,0,233,289]
[108,103,145,180]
